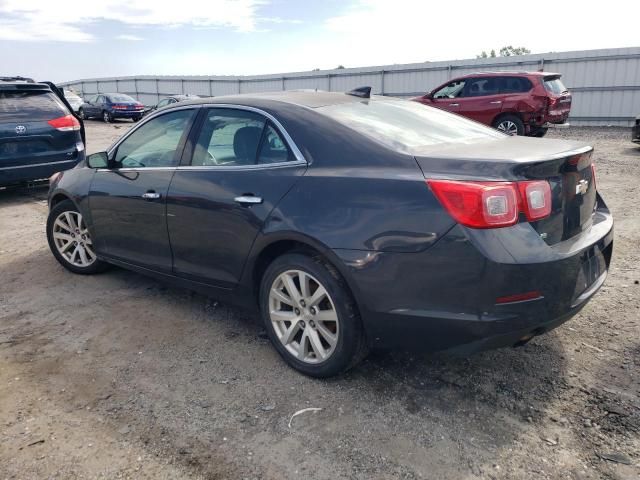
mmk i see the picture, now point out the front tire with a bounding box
[47,200,108,275]
[493,114,525,136]
[259,253,368,378]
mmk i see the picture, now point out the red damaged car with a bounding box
[413,72,571,137]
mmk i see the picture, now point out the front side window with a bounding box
[157,99,170,108]
[191,109,294,167]
[433,80,465,99]
[318,98,503,152]
[114,109,193,168]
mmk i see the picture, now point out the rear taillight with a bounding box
[517,180,551,221]
[427,179,552,229]
[47,114,80,131]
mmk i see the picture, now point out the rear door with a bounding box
[457,77,504,125]
[88,107,197,271]
[166,107,307,287]
[0,86,80,183]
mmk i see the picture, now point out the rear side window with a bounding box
[191,109,294,167]
[0,90,67,121]
[500,76,532,93]
[543,76,568,94]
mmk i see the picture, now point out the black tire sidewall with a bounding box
[259,253,363,378]
[46,200,107,275]
[494,114,525,136]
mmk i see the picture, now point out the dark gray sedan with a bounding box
[46,90,613,377]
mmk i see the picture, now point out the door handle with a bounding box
[234,195,263,206]
[142,191,161,200]
[449,103,459,107]
[489,101,502,104]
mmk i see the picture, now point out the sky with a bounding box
[1,0,638,83]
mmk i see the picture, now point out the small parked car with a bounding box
[633,115,640,144]
[63,89,84,113]
[154,94,201,110]
[79,93,145,123]
[1,77,84,187]
[414,72,571,137]
[46,89,612,377]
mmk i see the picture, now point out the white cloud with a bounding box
[115,34,144,41]
[0,0,265,42]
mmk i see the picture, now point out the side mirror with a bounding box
[87,151,108,169]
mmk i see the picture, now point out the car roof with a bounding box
[175,90,373,110]
[453,71,559,79]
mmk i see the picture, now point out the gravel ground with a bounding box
[0,120,638,479]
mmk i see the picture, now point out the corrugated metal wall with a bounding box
[61,47,640,126]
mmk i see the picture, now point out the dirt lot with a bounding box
[1,120,638,479]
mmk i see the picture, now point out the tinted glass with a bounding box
[500,76,532,93]
[464,78,499,97]
[258,124,292,164]
[544,77,568,94]
[114,109,193,168]
[108,94,136,102]
[318,99,503,151]
[191,109,266,166]
[0,91,67,121]
[433,80,465,99]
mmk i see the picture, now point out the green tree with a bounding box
[477,46,530,58]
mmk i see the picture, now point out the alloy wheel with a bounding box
[268,270,339,364]
[497,120,519,135]
[103,111,110,123]
[52,211,96,268]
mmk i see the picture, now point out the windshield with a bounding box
[317,98,503,152]
[108,94,136,103]
[543,77,568,94]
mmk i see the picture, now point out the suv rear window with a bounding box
[543,76,568,95]
[0,90,67,121]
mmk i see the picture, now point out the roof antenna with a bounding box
[346,86,371,99]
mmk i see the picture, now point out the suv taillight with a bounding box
[427,179,552,229]
[48,114,80,131]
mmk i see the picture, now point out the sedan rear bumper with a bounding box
[334,204,613,353]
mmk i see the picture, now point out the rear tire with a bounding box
[47,200,109,275]
[102,110,112,123]
[259,253,368,378]
[493,114,525,136]
[532,127,549,138]
[78,108,85,120]
[132,116,141,122]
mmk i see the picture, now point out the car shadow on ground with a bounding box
[1,246,572,478]
[0,184,49,204]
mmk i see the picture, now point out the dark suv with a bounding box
[414,72,571,137]
[1,77,84,187]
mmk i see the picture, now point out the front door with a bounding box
[89,108,197,272]
[166,107,307,287]
[427,79,466,115]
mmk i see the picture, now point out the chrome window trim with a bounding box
[104,103,308,172]
[96,159,306,173]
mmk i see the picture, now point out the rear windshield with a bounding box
[543,77,568,95]
[317,98,503,151]
[0,90,67,121]
[108,94,136,102]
